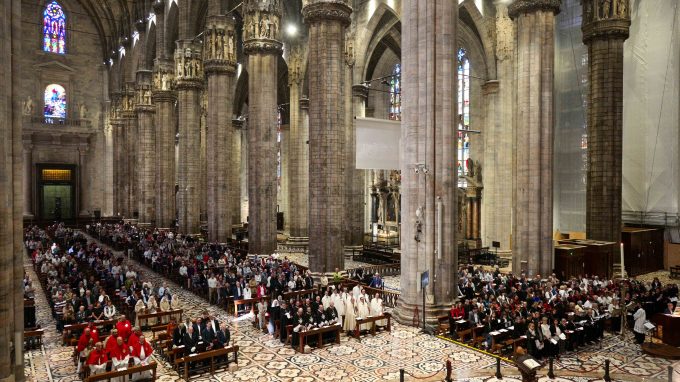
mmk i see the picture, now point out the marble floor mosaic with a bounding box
[22,233,677,382]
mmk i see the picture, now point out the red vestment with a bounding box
[86,349,108,365]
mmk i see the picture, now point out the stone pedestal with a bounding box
[510,0,560,277]
[175,41,204,234]
[204,14,237,242]
[395,0,458,324]
[304,0,352,274]
[243,0,283,255]
[582,0,630,243]
[152,61,176,228]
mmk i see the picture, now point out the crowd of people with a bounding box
[449,265,678,359]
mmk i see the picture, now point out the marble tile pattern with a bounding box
[22,234,676,382]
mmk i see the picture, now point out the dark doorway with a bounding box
[37,164,76,221]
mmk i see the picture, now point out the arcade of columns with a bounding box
[101,0,630,318]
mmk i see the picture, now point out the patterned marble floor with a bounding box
[22,234,677,382]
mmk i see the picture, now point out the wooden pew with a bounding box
[232,298,258,317]
[354,313,392,340]
[63,320,116,346]
[24,329,45,350]
[283,289,318,301]
[174,345,239,380]
[295,324,342,354]
[84,362,157,382]
[137,309,183,329]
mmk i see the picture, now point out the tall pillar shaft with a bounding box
[583,0,630,243]
[175,41,204,234]
[232,118,244,225]
[395,0,458,324]
[510,0,560,276]
[23,144,32,217]
[122,84,138,218]
[204,15,237,242]
[153,69,177,228]
[110,103,125,217]
[136,70,156,224]
[287,52,309,239]
[344,55,364,247]
[243,0,283,255]
[353,85,370,239]
[304,0,352,273]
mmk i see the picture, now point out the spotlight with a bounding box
[286,24,298,37]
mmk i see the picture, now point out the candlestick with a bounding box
[620,242,625,278]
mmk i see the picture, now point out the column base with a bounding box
[286,236,309,247]
[392,299,452,327]
[138,222,152,228]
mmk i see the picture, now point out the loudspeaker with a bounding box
[492,241,501,248]
[93,210,101,219]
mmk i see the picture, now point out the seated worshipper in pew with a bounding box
[279,302,292,343]
[525,321,544,359]
[130,334,154,380]
[86,342,109,376]
[116,315,132,342]
[110,337,131,381]
[291,308,306,348]
[173,323,187,347]
[449,302,466,337]
[77,338,95,374]
[104,329,119,358]
[77,328,97,360]
[303,306,318,347]
[159,294,171,324]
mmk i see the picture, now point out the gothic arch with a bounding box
[357,3,401,84]
[459,1,496,79]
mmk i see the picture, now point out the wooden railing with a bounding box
[345,262,401,279]
[84,362,157,382]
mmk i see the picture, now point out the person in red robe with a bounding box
[130,335,153,364]
[127,327,141,349]
[76,328,92,354]
[87,322,101,344]
[110,337,130,371]
[115,315,132,342]
[86,342,108,375]
[103,329,118,357]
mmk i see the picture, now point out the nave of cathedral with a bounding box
[1,0,680,381]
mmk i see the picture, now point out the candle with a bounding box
[620,242,625,278]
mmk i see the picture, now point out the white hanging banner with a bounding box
[355,117,401,170]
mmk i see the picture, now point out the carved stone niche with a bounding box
[242,0,283,54]
[121,83,136,114]
[135,70,154,109]
[203,15,237,73]
[174,40,203,86]
[153,60,175,93]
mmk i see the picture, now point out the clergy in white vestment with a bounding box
[357,296,371,331]
[370,293,386,326]
[343,296,357,333]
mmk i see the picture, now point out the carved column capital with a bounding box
[508,0,561,19]
[352,84,369,100]
[203,15,238,75]
[121,83,136,113]
[302,0,352,25]
[174,40,204,90]
[581,0,630,43]
[135,70,155,112]
[242,0,283,55]
[482,80,500,95]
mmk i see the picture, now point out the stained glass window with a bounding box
[457,48,470,185]
[43,1,66,54]
[389,64,401,121]
[44,84,67,119]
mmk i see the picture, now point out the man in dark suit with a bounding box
[183,325,200,353]
[279,302,291,344]
[217,326,231,347]
[202,321,218,348]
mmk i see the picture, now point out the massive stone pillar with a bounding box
[287,49,309,242]
[136,69,156,224]
[243,0,282,255]
[344,34,364,248]
[395,0,458,324]
[0,0,25,378]
[121,83,138,218]
[232,118,243,225]
[510,0,560,276]
[303,0,352,274]
[152,0,177,228]
[175,41,203,234]
[583,0,630,243]
[110,101,125,217]
[204,12,237,242]
[23,143,32,218]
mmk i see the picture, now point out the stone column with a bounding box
[582,0,630,243]
[510,0,560,276]
[287,49,309,242]
[345,52,365,248]
[175,41,204,234]
[204,13,237,242]
[152,62,176,228]
[135,70,156,224]
[121,83,138,218]
[303,0,352,274]
[243,0,283,255]
[23,143,32,218]
[395,0,458,324]
[110,103,125,217]
[232,118,244,225]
